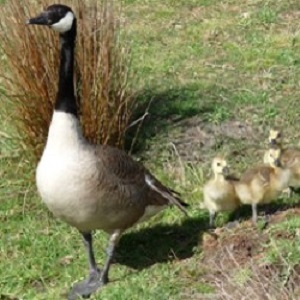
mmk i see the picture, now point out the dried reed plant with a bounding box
[0,0,134,160]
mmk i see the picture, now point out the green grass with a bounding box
[1,0,300,299]
[265,215,300,267]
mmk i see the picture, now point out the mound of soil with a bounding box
[199,208,300,300]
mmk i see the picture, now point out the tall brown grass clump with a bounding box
[0,0,134,160]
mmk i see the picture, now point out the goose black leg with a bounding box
[68,230,121,300]
[68,232,100,299]
[99,230,121,284]
[83,232,99,274]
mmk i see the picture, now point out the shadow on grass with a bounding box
[115,214,207,270]
[114,200,299,271]
[60,201,294,300]
[125,83,225,152]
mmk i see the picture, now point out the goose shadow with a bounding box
[125,84,223,153]
[114,215,208,270]
[114,200,299,270]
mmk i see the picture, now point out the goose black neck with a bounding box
[55,19,78,117]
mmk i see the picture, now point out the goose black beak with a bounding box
[26,13,49,26]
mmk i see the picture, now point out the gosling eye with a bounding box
[216,162,221,167]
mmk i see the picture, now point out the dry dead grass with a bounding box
[0,0,134,160]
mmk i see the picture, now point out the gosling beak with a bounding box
[222,166,229,175]
[270,139,276,146]
[274,159,281,167]
[26,12,49,26]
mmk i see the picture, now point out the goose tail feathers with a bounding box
[145,174,189,216]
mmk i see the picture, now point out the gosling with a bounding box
[235,148,290,224]
[202,157,240,227]
[263,128,283,163]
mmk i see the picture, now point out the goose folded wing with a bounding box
[95,145,188,214]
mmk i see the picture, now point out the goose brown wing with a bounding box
[96,145,146,185]
[95,145,188,214]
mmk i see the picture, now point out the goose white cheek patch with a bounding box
[51,11,74,33]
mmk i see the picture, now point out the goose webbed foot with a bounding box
[68,269,107,300]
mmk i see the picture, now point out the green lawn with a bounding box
[1,0,300,299]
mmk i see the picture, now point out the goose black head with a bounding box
[26,4,75,33]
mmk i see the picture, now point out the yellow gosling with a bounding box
[203,157,240,227]
[235,148,290,224]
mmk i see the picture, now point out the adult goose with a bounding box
[26,4,188,300]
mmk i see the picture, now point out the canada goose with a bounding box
[263,129,282,164]
[27,5,188,299]
[202,157,240,227]
[234,148,290,224]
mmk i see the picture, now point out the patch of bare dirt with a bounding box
[202,224,267,267]
[167,117,258,163]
